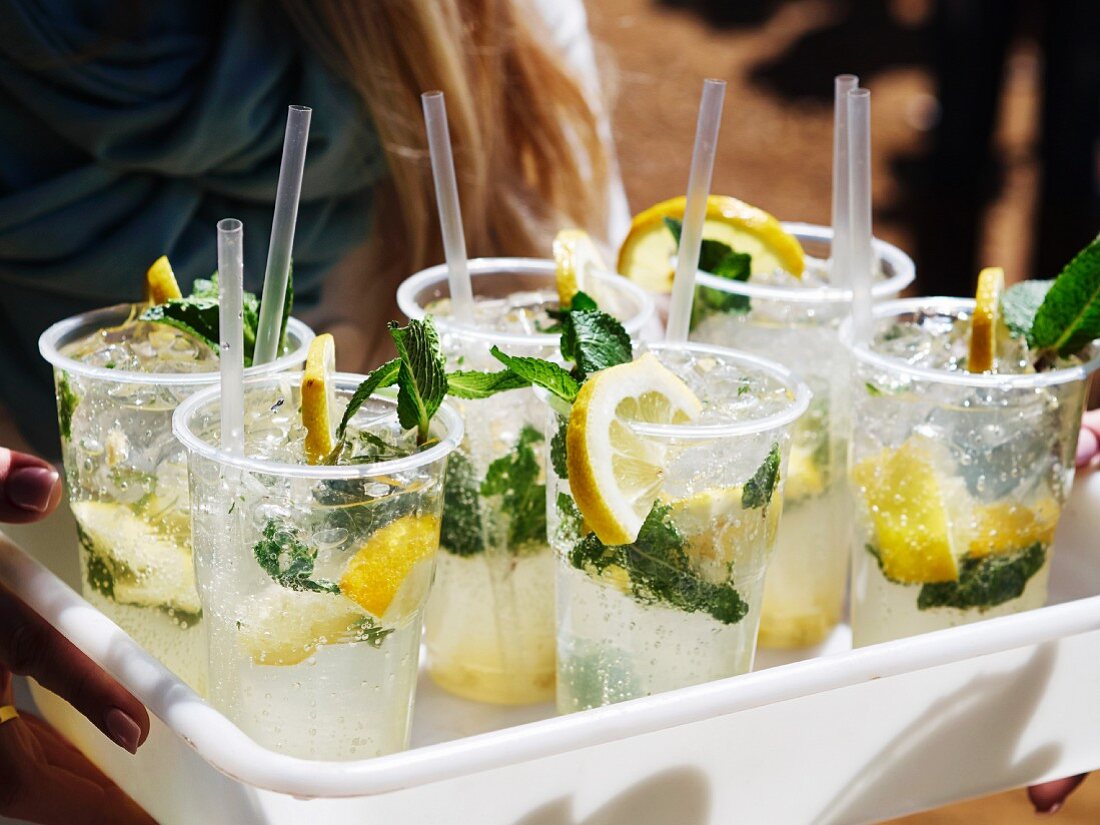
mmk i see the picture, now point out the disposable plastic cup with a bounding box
[39,306,313,693]
[173,374,462,759]
[841,297,1099,647]
[397,257,654,704]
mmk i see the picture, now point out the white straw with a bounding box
[217,218,245,454]
[421,91,474,325]
[831,74,859,288]
[665,78,727,342]
[847,88,874,343]
[254,105,312,365]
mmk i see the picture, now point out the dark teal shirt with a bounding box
[0,0,385,453]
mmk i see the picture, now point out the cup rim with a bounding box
[694,222,915,305]
[839,296,1100,389]
[537,340,812,440]
[396,257,656,347]
[171,372,465,479]
[39,304,315,386]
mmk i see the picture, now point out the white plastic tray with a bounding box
[5,470,1100,825]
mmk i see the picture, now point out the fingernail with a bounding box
[7,467,59,512]
[105,708,141,753]
[1035,802,1062,816]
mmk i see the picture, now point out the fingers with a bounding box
[0,584,149,752]
[1029,774,1088,815]
[0,713,156,825]
[1076,426,1098,467]
[0,447,63,524]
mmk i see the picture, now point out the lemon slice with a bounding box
[616,195,804,293]
[301,334,337,464]
[236,587,366,666]
[339,514,441,618]
[968,266,1005,373]
[966,497,1060,558]
[851,436,959,584]
[567,353,702,544]
[554,228,607,307]
[144,256,182,304]
[72,500,200,613]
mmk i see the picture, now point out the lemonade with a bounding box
[844,293,1097,646]
[398,257,653,704]
[40,298,312,693]
[174,359,463,759]
[545,342,809,712]
[688,223,914,647]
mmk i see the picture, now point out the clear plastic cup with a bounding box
[545,341,810,712]
[690,224,914,648]
[173,374,462,759]
[39,306,313,693]
[841,297,1100,647]
[397,257,654,704]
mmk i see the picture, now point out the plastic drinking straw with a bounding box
[831,74,859,288]
[254,105,312,365]
[847,87,874,343]
[217,218,246,454]
[421,91,474,326]
[665,78,727,342]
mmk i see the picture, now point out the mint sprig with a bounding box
[1027,236,1100,358]
[665,217,754,328]
[336,358,400,440]
[489,346,580,402]
[446,369,531,399]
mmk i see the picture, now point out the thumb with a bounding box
[0,448,63,524]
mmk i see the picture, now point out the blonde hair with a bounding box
[279,0,611,277]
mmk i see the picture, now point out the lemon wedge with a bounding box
[301,333,337,464]
[851,436,959,584]
[966,497,1060,558]
[236,587,367,666]
[144,256,182,304]
[339,514,441,618]
[616,195,804,293]
[968,266,1005,373]
[553,228,607,307]
[566,353,702,544]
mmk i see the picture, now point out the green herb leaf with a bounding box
[253,521,340,593]
[141,298,221,353]
[446,369,531,399]
[278,265,294,354]
[569,291,598,312]
[568,500,749,625]
[1001,279,1053,343]
[664,216,683,244]
[490,346,579,402]
[351,615,394,648]
[336,358,401,439]
[917,543,1045,611]
[564,310,633,380]
[480,425,547,548]
[56,372,78,440]
[742,443,781,510]
[439,450,485,556]
[550,416,570,480]
[1030,236,1100,357]
[389,318,448,444]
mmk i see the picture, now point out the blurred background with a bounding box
[588,0,1098,821]
[590,0,1099,297]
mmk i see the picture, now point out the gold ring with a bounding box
[0,706,18,725]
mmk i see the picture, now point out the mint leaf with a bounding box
[351,615,394,648]
[917,543,1045,611]
[480,425,546,548]
[664,216,683,244]
[550,416,569,479]
[564,310,633,380]
[336,358,400,440]
[1030,236,1100,357]
[278,265,294,354]
[389,318,447,443]
[569,291,598,312]
[490,346,579,402]
[1002,280,1053,343]
[568,500,748,625]
[742,443,780,510]
[446,369,530,399]
[141,298,221,353]
[254,520,340,594]
[440,450,485,556]
[56,371,78,440]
